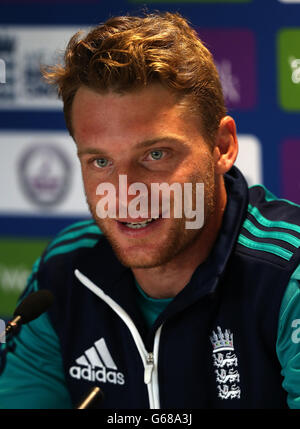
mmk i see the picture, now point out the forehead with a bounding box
[71,84,204,146]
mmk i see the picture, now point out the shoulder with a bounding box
[31,219,104,285]
[41,219,103,264]
[27,219,104,301]
[248,185,300,227]
[236,185,300,268]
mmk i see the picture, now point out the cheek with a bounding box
[82,173,92,194]
[172,158,208,185]
[81,166,100,196]
[191,150,214,177]
[80,163,89,188]
[83,180,102,212]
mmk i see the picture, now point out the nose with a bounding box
[118,176,150,220]
[113,165,151,220]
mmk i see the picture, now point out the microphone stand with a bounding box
[76,386,103,409]
[0,315,22,343]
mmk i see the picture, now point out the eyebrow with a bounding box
[77,136,188,157]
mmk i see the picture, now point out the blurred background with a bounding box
[0,0,299,319]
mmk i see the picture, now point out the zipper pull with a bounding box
[144,352,154,384]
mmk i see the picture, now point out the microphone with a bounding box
[76,386,103,409]
[0,290,54,342]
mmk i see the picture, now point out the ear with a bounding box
[213,116,238,175]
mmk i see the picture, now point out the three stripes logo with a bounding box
[69,337,125,385]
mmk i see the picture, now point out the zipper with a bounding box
[144,325,162,409]
[144,352,154,384]
[74,269,162,409]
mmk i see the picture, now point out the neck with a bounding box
[132,176,227,299]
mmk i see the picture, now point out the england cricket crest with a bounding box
[210,326,241,400]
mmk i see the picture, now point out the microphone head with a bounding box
[14,290,54,324]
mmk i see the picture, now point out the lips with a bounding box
[118,217,158,229]
[114,214,164,236]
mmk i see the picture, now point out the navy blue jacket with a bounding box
[19,167,300,408]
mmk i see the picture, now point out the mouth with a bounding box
[116,216,162,236]
[119,217,158,229]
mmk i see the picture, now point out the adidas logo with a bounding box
[69,337,125,385]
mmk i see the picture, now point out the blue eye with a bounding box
[94,158,109,168]
[150,150,163,160]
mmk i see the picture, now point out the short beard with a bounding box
[86,163,216,269]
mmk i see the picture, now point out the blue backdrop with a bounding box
[0,0,299,319]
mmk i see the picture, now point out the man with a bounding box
[0,11,300,409]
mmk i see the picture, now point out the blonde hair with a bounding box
[43,11,226,145]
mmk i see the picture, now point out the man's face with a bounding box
[72,84,217,268]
